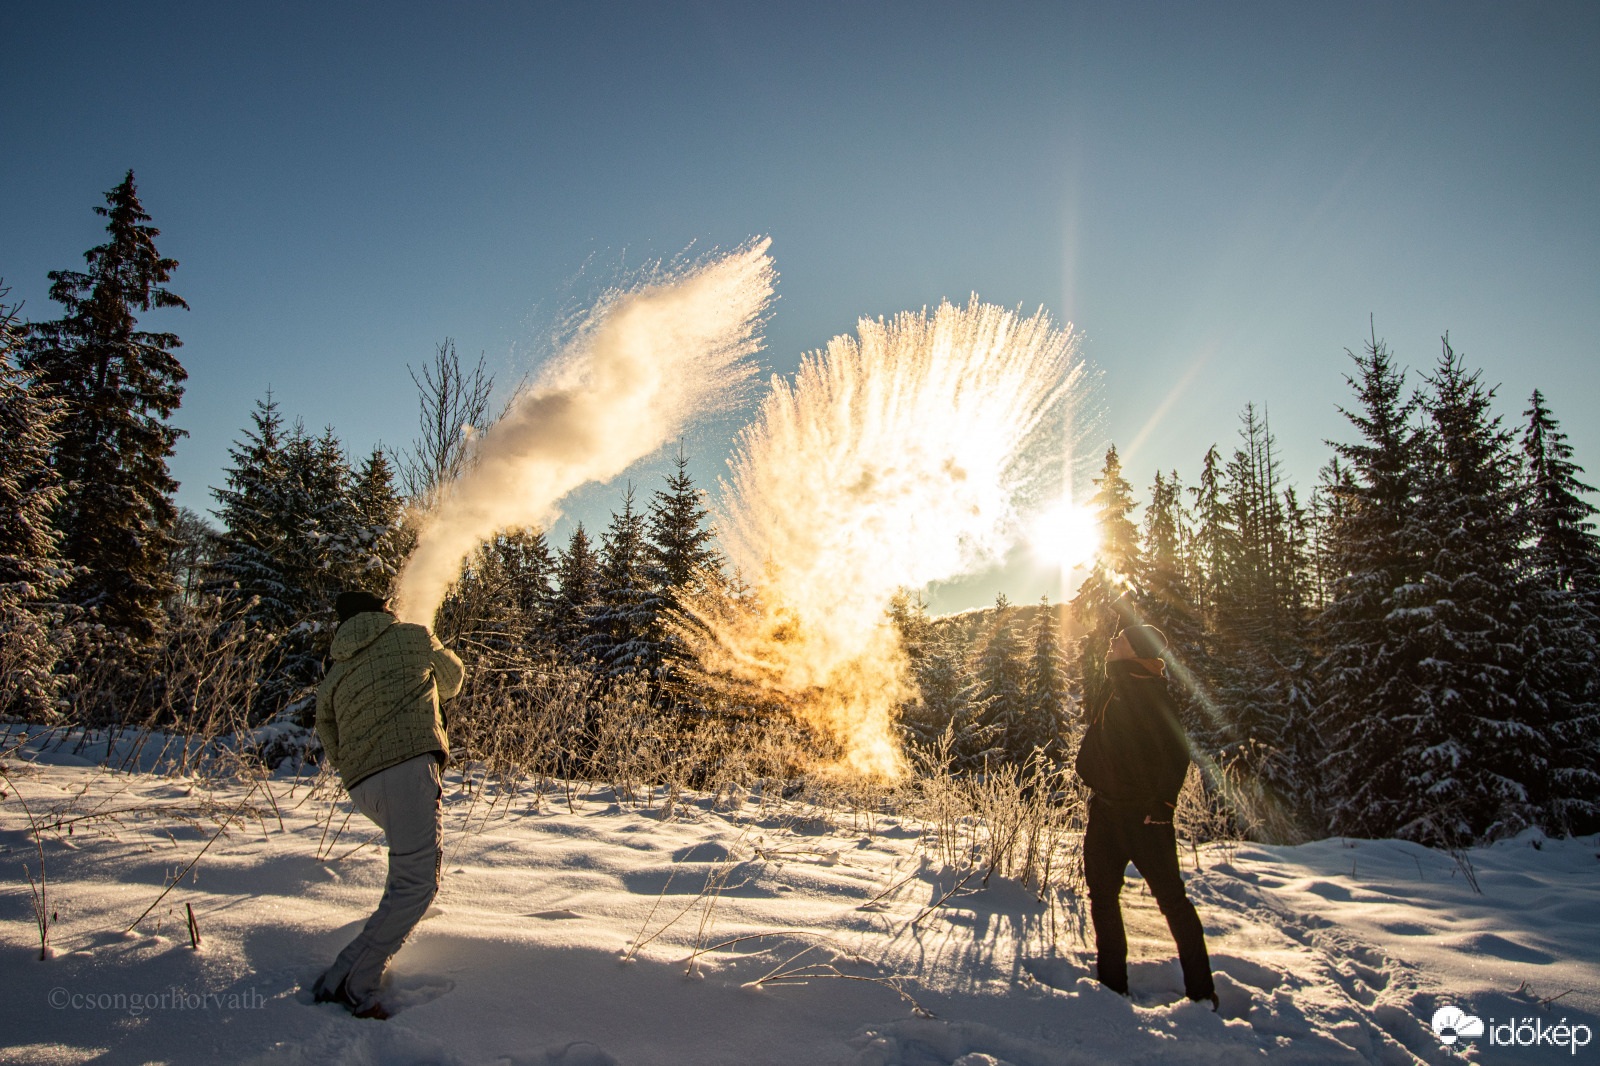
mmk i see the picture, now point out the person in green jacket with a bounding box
[310,590,464,1020]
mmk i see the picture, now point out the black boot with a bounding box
[312,975,389,1020]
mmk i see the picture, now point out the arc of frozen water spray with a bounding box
[394,239,776,627]
[686,298,1086,778]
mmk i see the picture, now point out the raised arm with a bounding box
[429,636,465,701]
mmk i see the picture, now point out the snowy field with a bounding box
[2,735,1596,1066]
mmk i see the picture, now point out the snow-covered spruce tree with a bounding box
[261,425,358,715]
[906,650,984,762]
[435,526,554,660]
[646,448,723,677]
[1519,391,1600,833]
[583,487,660,677]
[22,171,188,640]
[1522,390,1600,594]
[1209,406,1320,822]
[1308,458,1357,613]
[888,588,982,764]
[971,593,1029,769]
[1395,339,1543,839]
[887,588,940,747]
[551,523,600,656]
[294,425,371,615]
[209,409,364,719]
[492,527,556,647]
[886,586,935,661]
[346,447,409,601]
[1186,445,1232,628]
[1068,445,1144,718]
[1271,482,1322,823]
[1316,332,1428,840]
[1019,595,1074,764]
[1142,468,1214,747]
[209,395,294,626]
[1142,471,1203,656]
[0,295,70,717]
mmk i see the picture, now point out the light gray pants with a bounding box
[318,753,442,1011]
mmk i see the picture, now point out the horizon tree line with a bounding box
[1060,331,1600,842]
[3,171,1597,845]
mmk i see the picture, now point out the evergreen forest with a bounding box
[5,172,1597,847]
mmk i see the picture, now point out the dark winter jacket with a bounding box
[314,612,464,789]
[1074,659,1191,820]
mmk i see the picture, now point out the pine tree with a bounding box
[584,487,659,676]
[646,448,722,675]
[906,649,985,766]
[493,527,556,640]
[287,426,359,607]
[1522,391,1600,597]
[22,171,188,638]
[1187,445,1232,626]
[889,589,961,755]
[1317,331,1428,839]
[1019,595,1074,763]
[1398,339,1541,838]
[209,395,294,627]
[1142,469,1213,744]
[1309,458,1357,613]
[552,523,600,654]
[886,587,935,660]
[1211,406,1318,812]
[973,593,1029,768]
[0,294,69,716]
[435,525,554,658]
[208,407,364,718]
[1518,392,1600,834]
[267,423,357,710]
[246,422,352,630]
[647,448,721,594]
[346,447,408,599]
[1142,471,1200,649]
[1068,445,1143,717]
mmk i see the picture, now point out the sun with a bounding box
[1029,498,1101,570]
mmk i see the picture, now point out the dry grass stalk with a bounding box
[1,764,54,959]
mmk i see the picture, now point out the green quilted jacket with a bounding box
[314,611,465,789]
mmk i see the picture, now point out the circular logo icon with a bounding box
[1432,1005,1484,1045]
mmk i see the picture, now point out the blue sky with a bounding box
[6,1,1596,613]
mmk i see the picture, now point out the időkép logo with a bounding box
[1431,1004,1592,1055]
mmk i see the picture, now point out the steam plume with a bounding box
[394,240,775,627]
[684,299,1085,778]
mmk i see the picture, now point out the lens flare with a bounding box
[674,298,1086,779]
[394,240,775,627]
[1029,498,1100,570]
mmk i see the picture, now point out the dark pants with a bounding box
[1083,796,1214,1000]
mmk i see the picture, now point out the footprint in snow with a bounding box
[1211,953,1284,992]
[1212,971,1254,1019]
[383,975,456,1014]
[529,909,585,920]
[498,1040,618,1066]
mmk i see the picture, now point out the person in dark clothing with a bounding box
[1074,623,1217,1008]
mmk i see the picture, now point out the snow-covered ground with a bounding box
[2,735,1596,1065]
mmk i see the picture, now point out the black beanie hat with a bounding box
[1117,623,1168,659]
[335,590,390,622]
